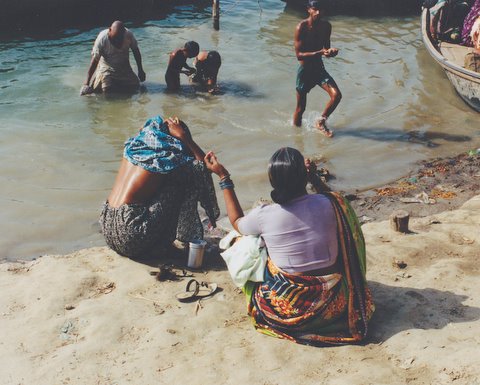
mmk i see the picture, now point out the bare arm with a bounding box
[132,46,146,81]
[305,158,331,193]
[204,151,244,231]
[182,137,205,161]
[182,61,196,74]
[85,56,99,85]
[206,73,219,93]
[165,117,205,161]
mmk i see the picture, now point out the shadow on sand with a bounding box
[367,280,480,343]
[334,127,471,148]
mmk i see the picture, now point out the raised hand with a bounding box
[205,151,229,178]
[165,117,190,141]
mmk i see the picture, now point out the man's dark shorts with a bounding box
[296,61,335,93]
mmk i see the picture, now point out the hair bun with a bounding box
[271,189,290,204]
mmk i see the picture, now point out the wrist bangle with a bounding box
[219,173,231,181]
[219,176,234,190]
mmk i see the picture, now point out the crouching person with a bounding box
[100,116,219,259]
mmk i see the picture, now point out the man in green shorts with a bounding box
[293,0,341,137]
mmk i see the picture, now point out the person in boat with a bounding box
[100,115,219,259]
[190,50,222,93]
[462,0,480,46]
[293,0,342,138]
[465,16,480,71]
[80,21,146,95]
[165,41,200,91]
[426,0,470,43]
[204,147,375,346]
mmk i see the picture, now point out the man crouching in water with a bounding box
[293,0,341,137]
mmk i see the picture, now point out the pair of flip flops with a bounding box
[175,279,218,303]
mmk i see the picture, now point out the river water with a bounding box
[1,0,479,260]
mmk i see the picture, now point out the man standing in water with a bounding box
[293,0,341,137]
[80,20,146,95]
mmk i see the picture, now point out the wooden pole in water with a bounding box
[213,0,220,30]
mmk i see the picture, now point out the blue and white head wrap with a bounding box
[123,115,194,174]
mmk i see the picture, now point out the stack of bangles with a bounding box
[219,174,235,190]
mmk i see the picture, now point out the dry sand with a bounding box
[1,194,480,385]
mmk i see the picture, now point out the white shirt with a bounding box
[237,194,339,273]
[92,28,138,74]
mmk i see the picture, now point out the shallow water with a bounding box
[1,1,479,260]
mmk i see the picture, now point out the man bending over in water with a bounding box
[293,0,341,137]
[80,20,146,95]
[165,41,200,91]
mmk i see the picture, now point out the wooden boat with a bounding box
[284,0,421,15]
[421,8,480,112]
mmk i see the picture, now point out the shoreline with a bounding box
[347,150,480,223]
[2,150,479,264]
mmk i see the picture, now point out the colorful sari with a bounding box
[245,192,375,346]
[462,0,480,46]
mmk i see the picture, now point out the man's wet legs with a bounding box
[294,90,307,126]
[320,81,342,120]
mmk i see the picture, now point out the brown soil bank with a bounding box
[346,151,480,224]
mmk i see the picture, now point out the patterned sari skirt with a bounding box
[245,192,375,346]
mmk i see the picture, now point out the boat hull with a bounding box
[421,8,480,112]
[445,69,480,111]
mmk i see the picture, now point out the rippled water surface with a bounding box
[1,1,479,260]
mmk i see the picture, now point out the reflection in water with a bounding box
[1,0,480,260]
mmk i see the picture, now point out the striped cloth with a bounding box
[245,192,375,346]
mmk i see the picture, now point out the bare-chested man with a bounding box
[165,41,200,91]
[293,0,341,137]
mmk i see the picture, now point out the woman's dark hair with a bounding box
[268,147,307,204]
[207,50,222,70]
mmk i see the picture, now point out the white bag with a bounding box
[220,231,267,288]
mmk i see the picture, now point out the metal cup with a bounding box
[187,240,207,269]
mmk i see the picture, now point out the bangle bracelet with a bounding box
[220,182,235,190]
[219,173,231,181]
[219,176,234,190]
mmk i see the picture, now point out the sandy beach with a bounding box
[1,176,480,384]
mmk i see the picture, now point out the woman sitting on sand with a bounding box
[100,116,219,259]
[204,147,375,346]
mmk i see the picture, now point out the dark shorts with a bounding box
[296,62,335,94]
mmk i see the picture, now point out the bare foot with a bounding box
[316,118,334,138]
